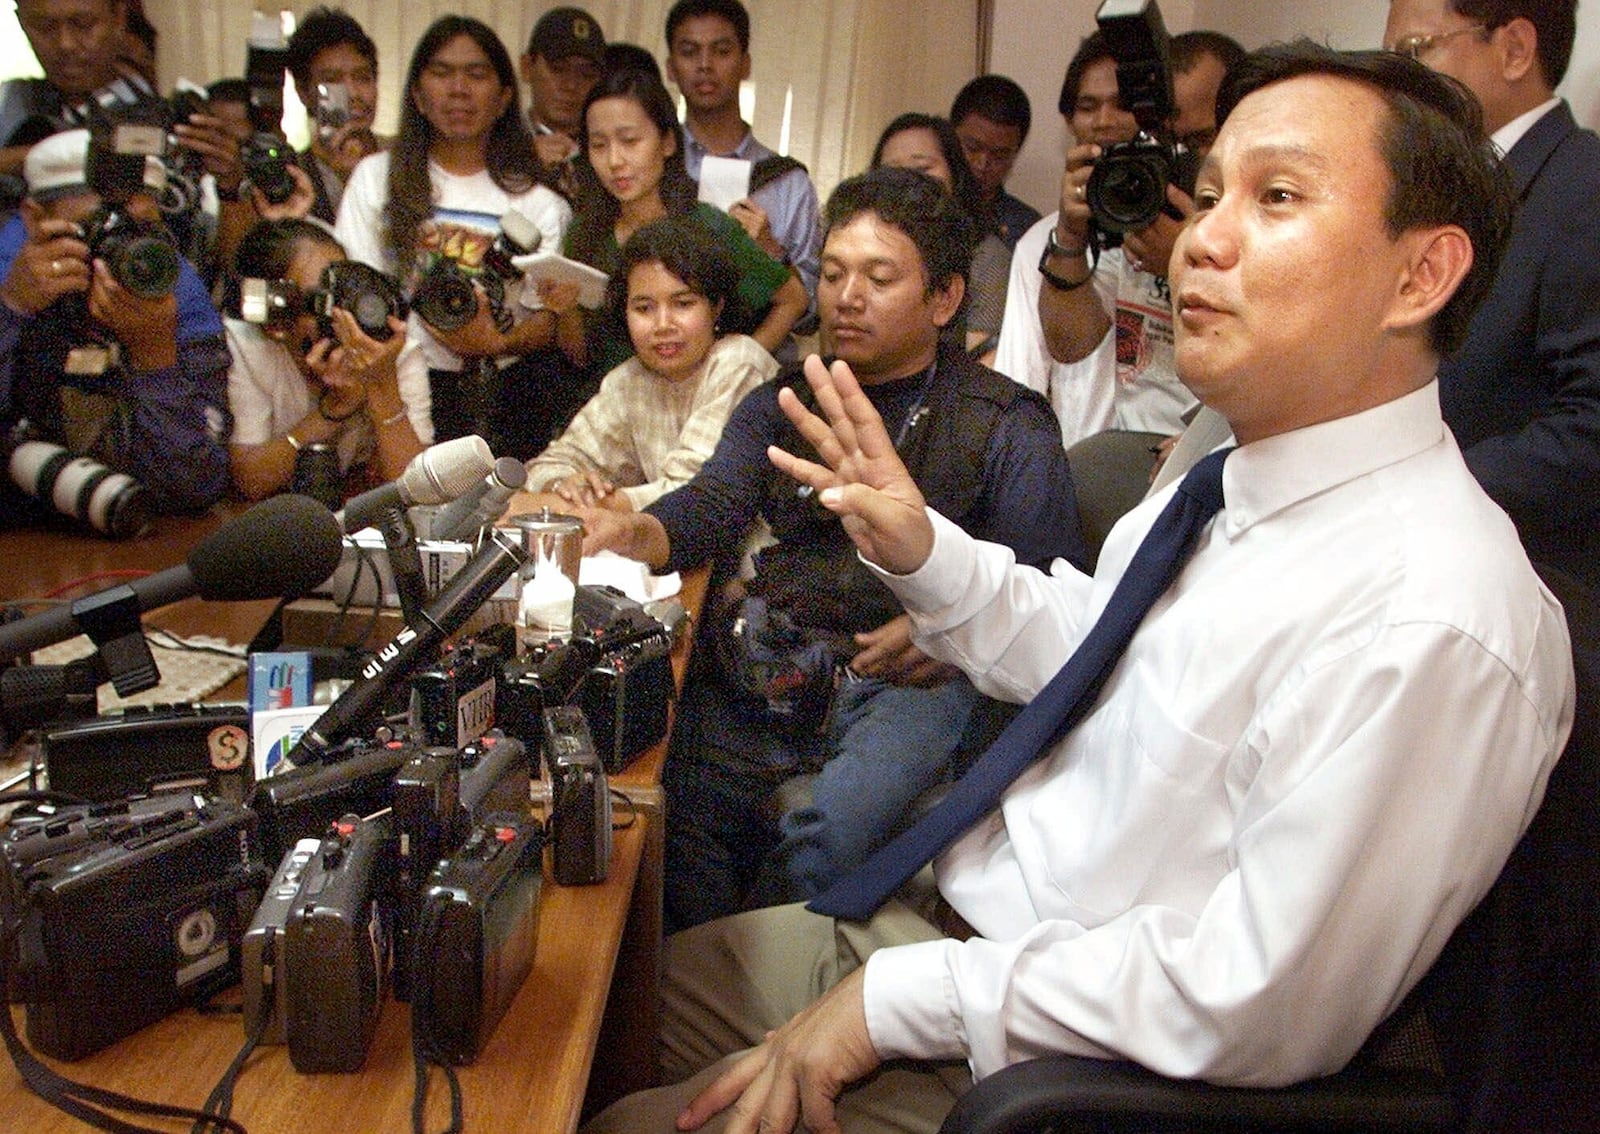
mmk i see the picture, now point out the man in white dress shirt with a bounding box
[581,42,1575,1134]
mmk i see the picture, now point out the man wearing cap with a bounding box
[0,128,230,521]
[521,6,606,180]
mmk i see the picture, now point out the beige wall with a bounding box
[9,1,1594,212]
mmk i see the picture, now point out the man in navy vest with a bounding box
[582,166,1085,933]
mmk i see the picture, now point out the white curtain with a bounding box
[134,0,979,203]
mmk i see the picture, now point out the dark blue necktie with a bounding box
[808,447,1233,921]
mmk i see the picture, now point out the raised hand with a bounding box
[766,355,934,576]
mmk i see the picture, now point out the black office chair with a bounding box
[941,564,1600,1134]
[1063,430,1167,569]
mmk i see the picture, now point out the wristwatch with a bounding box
[1038,230,1093,291]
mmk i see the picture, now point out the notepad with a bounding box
[513,252,611,310]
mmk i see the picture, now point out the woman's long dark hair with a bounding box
[385,16,546,271]
[869,112,997,236]
[565,68,697,273]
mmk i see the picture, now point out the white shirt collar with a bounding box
[1491,97,1561,156]
[1218,382,1446,536]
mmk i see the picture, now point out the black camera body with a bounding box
[411,637,504,749]
[8,795,266,1060]
[41,702,253,804]
[279,814,391,1073]
[81,111,181,299]
[239,12,294,205]
[248,734,415,866]
[240,131,297,205]
[239,260,408,345]
[411,211,541,334]
[1085,0,1199,237]
[411,812,543,1064]
[80,204,181,298]
[543,706,611,886]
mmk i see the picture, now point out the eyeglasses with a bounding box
[1388,25,1487,60]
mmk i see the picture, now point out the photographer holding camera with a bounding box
[285,7,385,226]
[225,218,431,502]
[996,23,1242,446]
[0,126,230,523]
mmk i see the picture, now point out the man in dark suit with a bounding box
[1385,0,1600,590]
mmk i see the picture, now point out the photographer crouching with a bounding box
[0,126,230,533]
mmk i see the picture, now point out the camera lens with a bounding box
[101,230,181,298]
[412,264,479,333]
[82,208,181,298]
[9,439,150,538]
[319,262,406,341]
[347,291,394,337]
[1086,141,1173,234]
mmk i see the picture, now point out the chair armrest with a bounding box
[939,1055,1455,1133]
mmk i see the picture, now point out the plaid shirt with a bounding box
[525,334,778,509]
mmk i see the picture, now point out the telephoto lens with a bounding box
[291,442,343,511]
[7,439,150,538]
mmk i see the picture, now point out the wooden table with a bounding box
[0,506,704,1133]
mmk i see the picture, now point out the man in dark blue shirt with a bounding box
[1,128,230,525]
[583,167,1085,930]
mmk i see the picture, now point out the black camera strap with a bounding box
[409,899,465,1134]
[0,918,247,1134]
[410,1039,465,1134]
[190,1011,267,1134]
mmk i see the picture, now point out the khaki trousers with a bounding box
[582,900,971,1133]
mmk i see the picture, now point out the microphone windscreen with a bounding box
[188,494,346,601]
[491,456,529,490]
[401,435,494,506]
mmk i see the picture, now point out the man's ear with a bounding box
[518,53,536,85]
[1495,17,1540,85]
[929,273,966,329]
[1387,224,1473,335]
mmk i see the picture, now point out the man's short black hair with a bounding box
[286,7,378,91]
[1449,0,1576,86]
[1058,31,1115,118]
[823,166,975,300]
[1219,40,1513,357]
[605,41,663,82]
[1170,30,1248,77]
[951,74,1033,145]
[665,0,750,53]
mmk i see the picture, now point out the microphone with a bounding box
[337,435,495,534]
[430,457,528,542]
[0,494,345,665]
[285,528,528,763]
